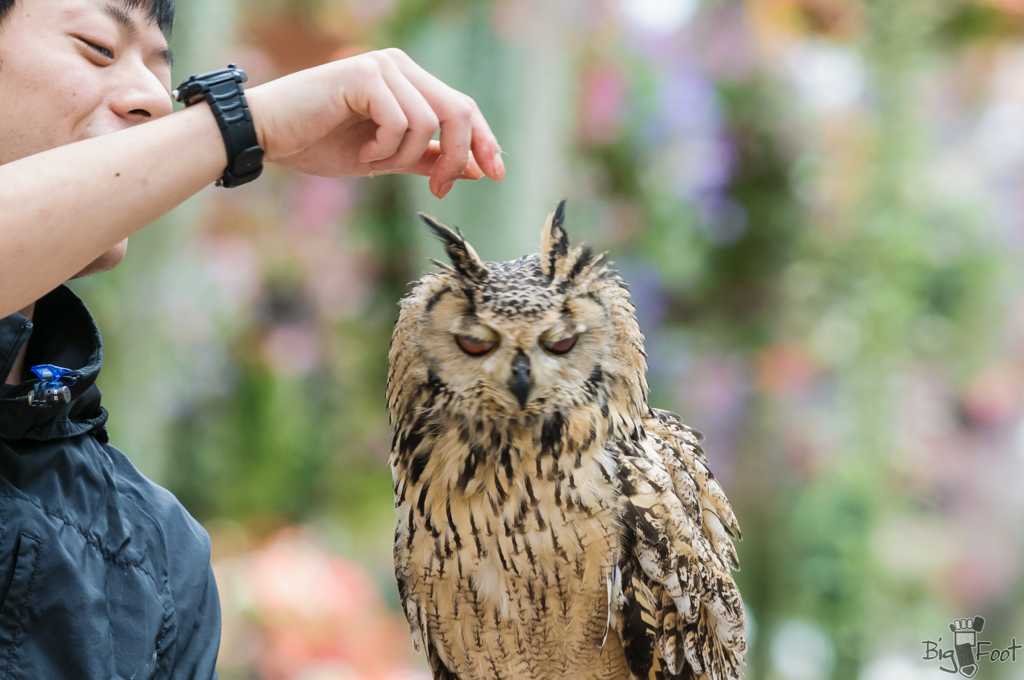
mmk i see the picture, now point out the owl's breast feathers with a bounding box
[388,380,746,680]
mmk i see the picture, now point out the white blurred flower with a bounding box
[380,671,434,680]
[989,46,1024,111]
[771,620,835,680]
[621,0,698,34]
[975,102,1024,172]
[744,604,757,651]
[870,515,954,579]
[293,663,360,680]
[786,41,866,113]
[861,654,952,680]
[1015,417,1024,462]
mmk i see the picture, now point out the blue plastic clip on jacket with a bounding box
[27,364,77,408]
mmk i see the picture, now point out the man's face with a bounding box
[0,0,173,279]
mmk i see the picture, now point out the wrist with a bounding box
[241,61,361,166]
[178,102,229,171]
[174,65,264,187]
[243,85,269,156]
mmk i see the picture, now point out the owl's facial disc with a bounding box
[393,200,649,432]
[418,273,609,419]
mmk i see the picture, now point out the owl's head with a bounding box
[388,200,649,433]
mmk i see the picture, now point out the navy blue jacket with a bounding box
[0,286,220,679]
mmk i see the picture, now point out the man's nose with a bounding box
[109,63,173,123]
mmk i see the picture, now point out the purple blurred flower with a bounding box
[640,60,736,205]
[656,63,723,138]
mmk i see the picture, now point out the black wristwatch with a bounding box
[173,64,264,188]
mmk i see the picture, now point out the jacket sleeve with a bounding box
[166,562,221,679]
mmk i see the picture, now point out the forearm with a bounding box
[0,103,225,317]
[0,50,504,318]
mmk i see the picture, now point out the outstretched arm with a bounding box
[0,49,503,318]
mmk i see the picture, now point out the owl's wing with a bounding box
[614,409,746,680]
[426,643,460,680]
[394,526,463,680]
[394,459,464,680]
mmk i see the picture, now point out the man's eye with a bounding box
[80,39,114,60]
[455,334,496,356]
[542,335,578,355]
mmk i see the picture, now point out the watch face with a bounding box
[174,67,249,104]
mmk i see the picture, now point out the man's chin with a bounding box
[71,240,128,279]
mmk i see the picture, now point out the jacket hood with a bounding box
[0,286,108,441]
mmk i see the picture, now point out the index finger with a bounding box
[384,50,504,183]
[372,142,485,180]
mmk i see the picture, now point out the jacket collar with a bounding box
[0,286,108,441]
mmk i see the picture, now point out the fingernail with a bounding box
[493,151,505,180]
[439,180,455,198]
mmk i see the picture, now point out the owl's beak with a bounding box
[508,350,532,409]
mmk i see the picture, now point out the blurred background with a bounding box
[68,0,1024,677]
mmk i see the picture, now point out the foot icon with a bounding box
[950,616,985,678]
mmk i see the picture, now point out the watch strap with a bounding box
[174,64,264,188]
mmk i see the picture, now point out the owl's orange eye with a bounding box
[455,334,496,356]
[542,335,578,355]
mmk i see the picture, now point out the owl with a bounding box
[387,200,747,680]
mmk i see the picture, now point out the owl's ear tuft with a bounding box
[420,213,487,283]
[569,244,595,280]
[540,198,570,279]
[429,258,456,274]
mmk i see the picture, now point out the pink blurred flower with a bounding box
[960,365,1020,427]
[979,0,1024,16]
[235,527,421,680]
[248,529,377,620]
[783,427,829,479]
[262,324,321,376]
[693,4,759,81]
[757,343,816,395]
[578,63,629,144]
[291,175,354,233]
[939,522,1019,610]
[304,252,374,321]
[197,235,262,310]
[490,0,534,42]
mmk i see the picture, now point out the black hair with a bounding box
[0,0,175,38]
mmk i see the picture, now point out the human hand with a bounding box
[244,49,504,198]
